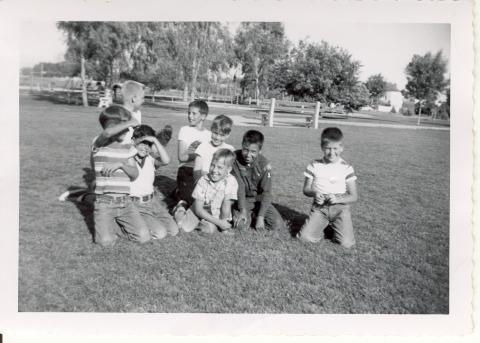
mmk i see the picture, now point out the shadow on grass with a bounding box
[274,203,308,237]
[153,174,178,209]
[274,203,337,241]
[65,167,95,241]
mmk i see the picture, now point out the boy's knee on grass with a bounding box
[134,229,151,244]
[150,226,168,240]
[96,237,117,247]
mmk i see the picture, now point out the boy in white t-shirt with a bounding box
[193,114,234,181]
[120,80,144,144]
[174,100,211,206]
[131,125,179,239]
[297,127,358,248]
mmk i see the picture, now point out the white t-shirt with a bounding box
[195,141,235,174]
[122,109,142,144]
[304,157,356,195]
[178,126,211,167]
[130,155,155,197]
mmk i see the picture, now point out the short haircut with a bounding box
[121,80,145,100]
[321,127,344,146]
[211,114,233,135]
[242,130,264,149]
[211,148,235,168]
[188,100,209,115]
[132,124,155,140]
[99,105,131,129]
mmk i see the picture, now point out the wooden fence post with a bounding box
[314,102,320,129]
[268,98,275,127]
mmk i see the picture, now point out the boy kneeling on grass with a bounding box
[231,130,286,231]
[91,105,150,247]
[297,127,358,248]
[174,149,238,235]
[130,125,179,239]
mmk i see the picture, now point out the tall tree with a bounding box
[234,22,289,101]
[283,41,364,109]
[163,22,234,101]
[57,22,100,106]
[57,22,131,105]
[403,51,448,124]
[365,74,387,104]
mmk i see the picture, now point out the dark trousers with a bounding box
[234,198,286,230]
[175,165,195,205]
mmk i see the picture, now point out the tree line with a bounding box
[22,22,449,116]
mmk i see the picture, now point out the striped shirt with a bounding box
[304,157,356,195]
[91,141,137,195]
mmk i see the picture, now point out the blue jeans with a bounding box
[133,196,179,238]
[298,203,355,248]
[94,195,150,247]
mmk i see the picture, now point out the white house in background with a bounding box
[378,84,404,112]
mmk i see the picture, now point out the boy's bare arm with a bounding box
[178,140,201,163]
[303,177,325,204]
[94,118,139,147]
[192,200,232,231]
[220,199,234,221]
[143,136,170,167]
[329,179,358,204]
[100,157,139,181]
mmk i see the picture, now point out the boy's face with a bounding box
[321,140,343,163]
[241,143,261,165]
[208,157,231,182]
[187,106,206,127]
[134,138,152,158]
[132,89,145,111]
[211,129,230,147]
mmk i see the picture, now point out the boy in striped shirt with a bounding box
[91,105,150,247]
[297,127,358,248]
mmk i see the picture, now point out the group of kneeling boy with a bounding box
[88,80,358,249]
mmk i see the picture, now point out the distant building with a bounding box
[378,83,404,112]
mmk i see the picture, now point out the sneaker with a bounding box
[58,190,70,201]
[172,200,188,223]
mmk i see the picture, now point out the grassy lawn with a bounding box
[19,96,449,313]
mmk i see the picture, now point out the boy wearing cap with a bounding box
[91,105,150,247]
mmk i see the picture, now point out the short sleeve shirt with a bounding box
[304,157,356,194]
[91,140,137,195]
[195,142,235,173]
[192,174,238,218]
[178,126,211,167]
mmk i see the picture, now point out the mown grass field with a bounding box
[19,96,449,313]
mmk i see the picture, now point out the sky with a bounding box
[20,21,450,90]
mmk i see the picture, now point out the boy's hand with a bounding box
[314,192,325,205]
[255,216,265,230]
[218,219,233,231]
[138,135,156,144]
[326,194,341,204]
[188,140,202,152]
[156,125,173,146]
[234,209,249,229]
[101,162,123,176]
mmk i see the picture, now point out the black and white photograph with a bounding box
[0,0,476,339]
